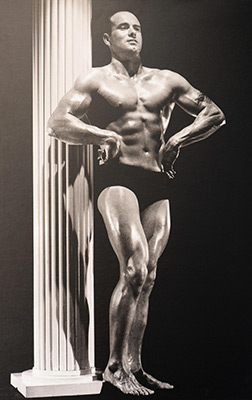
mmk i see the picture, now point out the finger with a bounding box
[97,149,107,161]
[166,171,174,179]
[169,169,176,179]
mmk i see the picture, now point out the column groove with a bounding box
[33,0,94,375]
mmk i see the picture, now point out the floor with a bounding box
[1,383,251,400]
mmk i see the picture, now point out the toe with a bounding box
[138,385,154,396]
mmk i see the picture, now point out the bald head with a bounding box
[105,11,141,35]
[103,11,142,60]
[110,11,141,31]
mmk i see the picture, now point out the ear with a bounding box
[103,33,111,47]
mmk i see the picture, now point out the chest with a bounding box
[97,75,172,111]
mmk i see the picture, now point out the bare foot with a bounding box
[133,369,174,390]
[103,366,154,395]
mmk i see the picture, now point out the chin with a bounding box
[128,46,140,53]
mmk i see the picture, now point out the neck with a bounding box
[110,56,143,78]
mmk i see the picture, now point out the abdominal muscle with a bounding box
[107,110,165,171]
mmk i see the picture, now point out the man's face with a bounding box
[105,11,143,60]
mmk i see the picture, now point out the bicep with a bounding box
[55,87,92,120]
[51,71,97,120]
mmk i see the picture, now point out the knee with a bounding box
[124,245,149,296]
[124,261,148,296]
[142,260,157,293]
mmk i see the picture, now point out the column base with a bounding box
[10,369,103,398]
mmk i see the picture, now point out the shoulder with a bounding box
[73,67,108,93]
[159,69,191,88]
[143,67,189,87]
[160,69,196,101]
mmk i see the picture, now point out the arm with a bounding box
[47,69,121,149]
[162,73,226,176]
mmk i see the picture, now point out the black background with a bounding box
[0,1,251,399]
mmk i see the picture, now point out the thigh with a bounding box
[97,186,149,266]
[140,199,171,267]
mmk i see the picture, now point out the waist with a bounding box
[118,152,162,172]
[99,159,165,176]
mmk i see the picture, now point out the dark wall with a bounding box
[0,1,251,400]
[93,1,252,399]
[0,0,33,392]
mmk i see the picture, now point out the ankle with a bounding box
[106,360,122,373]
[130,364,143,374]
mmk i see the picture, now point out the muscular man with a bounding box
[47,11,225,396]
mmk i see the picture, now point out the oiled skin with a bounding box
[48,62,225,175]
[93,65,174,171]
[47,11,226,396]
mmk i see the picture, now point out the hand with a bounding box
[160,140,181,179]
[97,131,122,165]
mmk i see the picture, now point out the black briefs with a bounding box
[95,161,171,212]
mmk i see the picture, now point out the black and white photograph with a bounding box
[0,1,251,400]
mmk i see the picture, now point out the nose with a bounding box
[128,26,137,37]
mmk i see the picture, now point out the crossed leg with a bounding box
[97,186,153,395]
[97,186,172,395]
[128,199,174,390]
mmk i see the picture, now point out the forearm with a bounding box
[169,107,226,148]
[47,112,117,146]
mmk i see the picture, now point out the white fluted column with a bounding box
[11,0,102,397]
